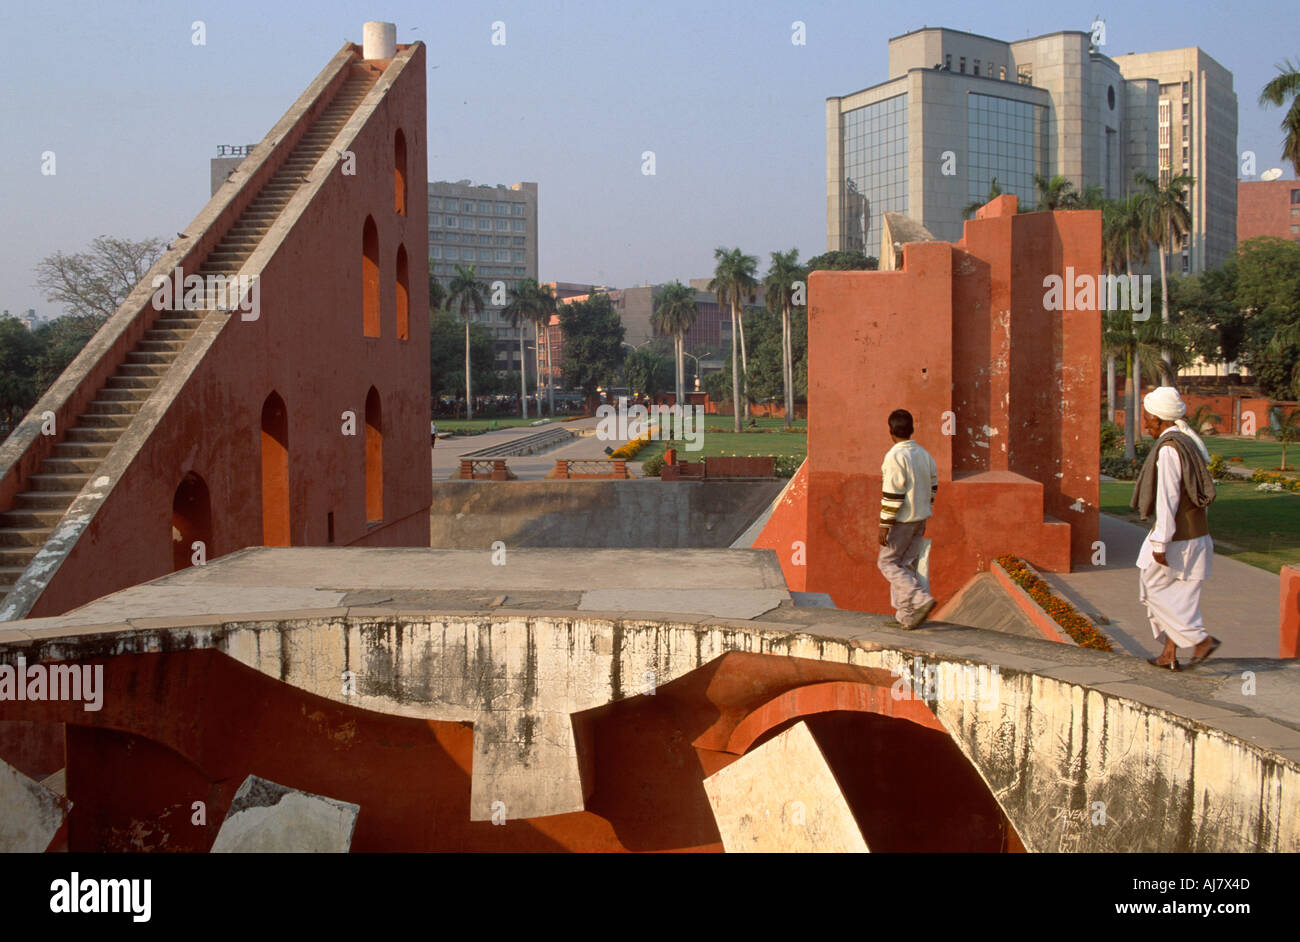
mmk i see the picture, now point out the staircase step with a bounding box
[64,427,126,444]
[124,351,173,366]
[0,545,37,567]
[40,456,103,474]
[13,491,80,511]
[0,527,53,548]
[0,509,65,529]
[75,413,133,429]
[87,398,146,412]
[51,442,112,459]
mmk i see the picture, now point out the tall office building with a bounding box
[827,29,1236,274]
[428,180,538,372]
[1112,49,1238,272]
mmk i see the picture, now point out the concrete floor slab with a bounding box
[1044,515,1283,658]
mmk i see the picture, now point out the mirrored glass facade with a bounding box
[966,93,1048,211]
[841,93,908,255]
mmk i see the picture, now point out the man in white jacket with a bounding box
[878,409,939,628]
[1132,386,1220,671]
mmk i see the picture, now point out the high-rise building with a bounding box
[1112,48,1238,272]
[429,180,538,373]
[1238,177,1300,244]
[827,29,1236,274]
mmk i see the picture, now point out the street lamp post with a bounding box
[683,351,711,393]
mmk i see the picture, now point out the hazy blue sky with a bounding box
[1,0,1296,318]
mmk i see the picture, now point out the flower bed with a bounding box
[1250,469,1300,492]
[994,555,1112,651]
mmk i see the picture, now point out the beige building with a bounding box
[1112,48,1238,272]
[429,179,538,372]
[828,29,1236,274]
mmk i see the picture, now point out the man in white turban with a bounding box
[1130,386,1221,670]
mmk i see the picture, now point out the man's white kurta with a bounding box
[1136,430,1212,646]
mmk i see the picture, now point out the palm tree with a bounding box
[503,278,541,419]
[710,247,759,432]
[1260,59,1300,176]
[1271,406,1300,471]
[1186,403,1222,436]
[961,177,1004,220]
[428,272,446,313]
[1136,171,1195,368]
[1078,184,1107,209]
[651,281,699,407]
[531,282,559,415]
[1030,173,1080,211]
[1104,310,1170,459]
[447,265,484,420]
[1101,194,1157,456]
[763,249,806,429]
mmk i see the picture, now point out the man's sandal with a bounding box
[1146,656,1183,672]
[1187,637,1221,668]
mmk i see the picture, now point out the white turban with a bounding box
[1143,386,1209,461]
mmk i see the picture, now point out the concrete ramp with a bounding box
[934,571,1043,639]
[428,479,784,549]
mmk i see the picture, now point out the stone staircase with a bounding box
[0,70,377,608]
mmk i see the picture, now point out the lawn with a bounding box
[433,417,556,433]
[1200,435,1300,473]
[1100,480,1300,574]
[637,428,809,464]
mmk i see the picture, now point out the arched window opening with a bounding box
[171,471,213,571]
[395,244,410,341]
[261,392,291,545]
[363,216,380,337]
[365,386,383,522]
[394,129,407,216]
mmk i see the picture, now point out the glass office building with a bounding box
[966,93,1049,211]
[841,94,908,255]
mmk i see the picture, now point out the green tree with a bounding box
[559,292,625,413]
[1029,173,1080,210]
[503,278,544,418]
[805,250,879,271]
[447,265,485,419]
[1136,171,1195,366]
[961,177,1003,220]
[532,282,559,415]
[0,316,43,429]
[1235,237,1300,397]
[428,272,446,313]
[624,347,673,398]
[763,249,806,428]
[1271,406,1300,470]
[429,310,494,408]
[710,247,759,431]
[651,281,699,405]
[1260,59,1300,176]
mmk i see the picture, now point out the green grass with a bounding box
[1201,435,1299,473]
[433,417,552,433]
[1100,480,1300,574]
[637,428,809,464]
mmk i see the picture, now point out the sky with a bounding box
[1,0,1297,319]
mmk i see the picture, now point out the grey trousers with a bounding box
[878,519,933,624]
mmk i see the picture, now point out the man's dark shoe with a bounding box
[905,599,937,629]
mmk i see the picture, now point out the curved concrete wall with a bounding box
[2,608,1295,851]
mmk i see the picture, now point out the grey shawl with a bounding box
[1130,430,1216,521]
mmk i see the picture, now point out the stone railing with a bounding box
[549,459,628,479]
[457,459,512,481]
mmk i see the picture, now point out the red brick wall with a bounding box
[1238,179,1300,244]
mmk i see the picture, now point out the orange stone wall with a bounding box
[769,196,1099,613]
[27,48,431,617]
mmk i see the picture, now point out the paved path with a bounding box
[1043,514,1281,659]
[431,417,631,481]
